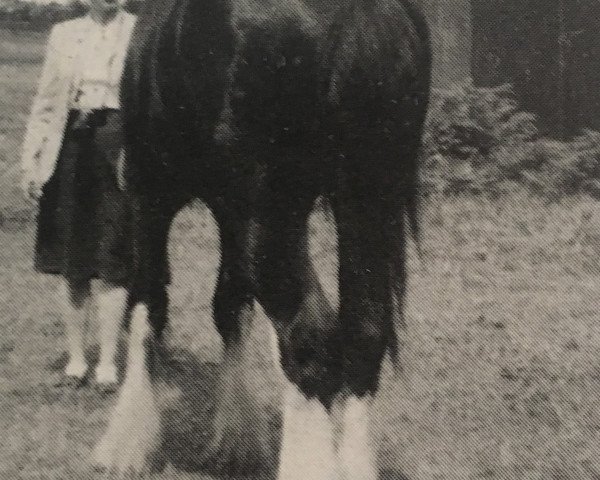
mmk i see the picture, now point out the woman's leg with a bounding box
[92,111,136,390]
[60,277,91,383]
[94,280,128,389]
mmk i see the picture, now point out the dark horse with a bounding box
[93,0,431,478]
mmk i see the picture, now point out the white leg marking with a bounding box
[202,307,277,473]
[265,316,285,379]
[95,284,127,385]
[59,281,88,379]
[92,304,161,475]
[278,381,339,480]
[337,394,378,480]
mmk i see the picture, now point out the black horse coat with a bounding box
[122,0,431,403]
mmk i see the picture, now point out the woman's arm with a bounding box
[20,24,62,195]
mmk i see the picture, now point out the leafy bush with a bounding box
[423,81,539,195]
[422,81,600,201]
[563,129,600,198]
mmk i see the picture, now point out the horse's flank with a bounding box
[123,0,429,132]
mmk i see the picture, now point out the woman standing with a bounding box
[21,0,137,391]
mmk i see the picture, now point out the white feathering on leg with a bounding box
[278,381,340,480]
[337,394,378,480]
[92,304,162,475]
[200,306,277,473]
[265,316,285,380]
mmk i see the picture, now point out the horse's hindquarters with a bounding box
[104,1,432,479]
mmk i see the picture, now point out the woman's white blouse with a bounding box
[73,12,128,110]
[21,11,137,188]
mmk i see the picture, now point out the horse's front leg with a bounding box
[92,193,177,476]
[199,201,279,475]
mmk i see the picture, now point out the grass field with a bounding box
[2,29,600,480]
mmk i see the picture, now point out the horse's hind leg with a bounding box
[331,168,404,480]
[260,182,395,480]
[92,195,177,476]
[200,204,277,475]
[253,193,343,480]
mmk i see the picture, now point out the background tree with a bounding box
[421,0,472,88]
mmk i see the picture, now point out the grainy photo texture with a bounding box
[0,0,598,479]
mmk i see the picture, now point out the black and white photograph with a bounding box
[0,0,598,479]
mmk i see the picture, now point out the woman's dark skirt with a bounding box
[34,110,132,287]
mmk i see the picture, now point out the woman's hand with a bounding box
[21,151,43,202]
[21,174,44,202]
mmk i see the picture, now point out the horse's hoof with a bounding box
[91,401,163,477]
[90,465,153,479]
[91,446,165,478]
[91,443,160,479]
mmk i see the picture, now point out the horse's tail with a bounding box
[363,126,429,370]
[321,0,431,242]
[324,0,432,367]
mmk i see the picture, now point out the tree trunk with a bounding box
[422,0,473,88]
